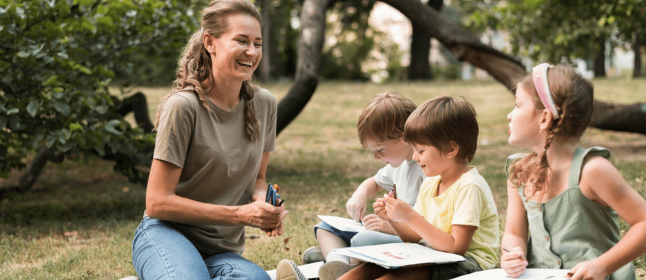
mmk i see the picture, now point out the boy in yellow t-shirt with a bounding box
[339,96,500,280]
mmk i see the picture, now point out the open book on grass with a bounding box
[333,243,465,269]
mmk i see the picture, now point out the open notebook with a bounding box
[333,243,465,269]
[451,268,572,279]
[317,215,366,232]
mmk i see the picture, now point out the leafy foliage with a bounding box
[320,1,377,81]
[465,0,646,63]
[0,0,201,183]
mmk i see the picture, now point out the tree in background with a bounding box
[320,1,377,81]
[408,0,442,81]
[277,0,646,136]
[0,0,201,193]
[466,0,646,77]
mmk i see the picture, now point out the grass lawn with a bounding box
[1,79,645,279]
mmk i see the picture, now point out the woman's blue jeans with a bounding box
[132,217,270,280]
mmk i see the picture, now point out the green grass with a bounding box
[1,78,646,279]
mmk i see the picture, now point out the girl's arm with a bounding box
[146,153,285,230]
[382,196,477,255]
[500,179,529,278]
[570,156,646,279]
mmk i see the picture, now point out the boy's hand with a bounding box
[362,214,395,233]
[346,194,367,222]
[383,194,415,223]
[373,198,390,221]
[500,247,527,278]
[566,260,608,280]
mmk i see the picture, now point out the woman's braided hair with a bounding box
[509,64,594,201]
[154,0,262,142]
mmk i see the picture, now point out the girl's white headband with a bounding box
[532,63,559,119]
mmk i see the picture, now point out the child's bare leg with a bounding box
[338,263,388,280]
[318,228,359,265]
[316,229,347,258]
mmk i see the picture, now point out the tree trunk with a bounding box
[634,34,642,78]
[408,24,433,81]
[276,0,330,134]
[0,146,50,197]
[276,0,646,135]
[260,0,272,83]
[594,38,606,78]
[408,0,442,81]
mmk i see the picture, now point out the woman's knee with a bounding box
[132,218,209,279]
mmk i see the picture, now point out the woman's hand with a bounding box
[566,260,608,280]
[238,200,286,229]
[383,195,415,223]
[362,214,395,233]
[346,194,368,222]
[500,247,528,278]
[373,198,390,221]
[261,209,288,237]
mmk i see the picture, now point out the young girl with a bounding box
[501,63,646,280]
[338,96,500,280]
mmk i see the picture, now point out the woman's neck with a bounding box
[208,72,243,111]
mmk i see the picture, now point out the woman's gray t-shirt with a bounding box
[153,88,277,256]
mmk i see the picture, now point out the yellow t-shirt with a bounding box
[413,167,500,270]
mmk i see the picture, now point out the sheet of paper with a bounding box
[266,261,324,280]
[450,268,571,280]
[334,243,465,269]
[318,215,365,233]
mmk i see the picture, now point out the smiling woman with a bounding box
[131,1,284,280]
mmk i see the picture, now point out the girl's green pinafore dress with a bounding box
[506,147,636,280]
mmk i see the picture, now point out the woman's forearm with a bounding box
[147,193,243,226]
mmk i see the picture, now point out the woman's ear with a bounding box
[538,109,554,132]
[202,33,215,55]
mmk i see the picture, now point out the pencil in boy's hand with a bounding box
[502,246,525,261]
[388,184,398,199]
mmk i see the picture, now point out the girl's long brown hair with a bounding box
[509,64,594,201]
[154,0,262,142]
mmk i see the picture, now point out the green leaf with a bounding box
[105,119,122,135]
[46,135,57,147]
[17,51,30,58]
[95,146,105,157]
[58,133,65,144]
[9,115,20,130]
[32,128,46,145]
[58,141,75,152]
[79,0,93,7]
[27,100,39,117]
[69,123,83,132]
[96,16,114,27]
[79,67,92,75]
[63,128,71,140]
[43,75,58,86]
[0,116,7,129]
[6,108,19,115]
[52,100,71,116]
